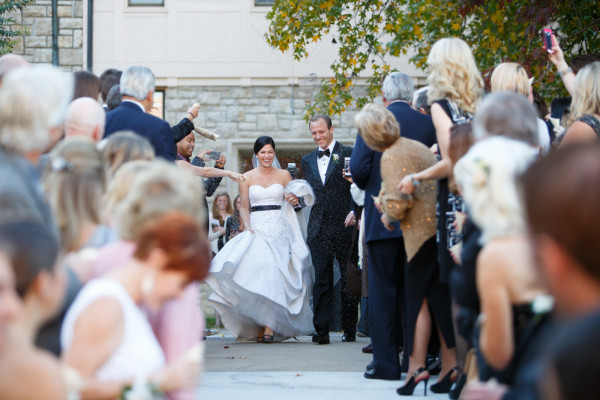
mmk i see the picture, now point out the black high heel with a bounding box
[430,365,458,393]
[449,373,466,400]
[396,367,429,396]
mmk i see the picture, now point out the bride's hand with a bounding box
[285,193,299,207]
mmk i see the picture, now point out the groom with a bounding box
[301,114,359,344]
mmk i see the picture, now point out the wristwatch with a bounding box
[558,66,573,78]
[409,174,421,187]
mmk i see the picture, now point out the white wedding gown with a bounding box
[206,181,315,339]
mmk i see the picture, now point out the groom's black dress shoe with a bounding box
[366,361,374,371]
[342,334,356,342]
[363,369,401,381]
[311,332,330,344]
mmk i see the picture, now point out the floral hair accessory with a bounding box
[51,157,75,172]
[472,158,490,188]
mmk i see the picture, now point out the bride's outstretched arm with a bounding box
[239,179,253,232]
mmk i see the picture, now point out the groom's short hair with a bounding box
[309,114,332,130]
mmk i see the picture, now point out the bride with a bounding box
[206,136,315,342]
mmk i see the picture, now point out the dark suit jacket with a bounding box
[301,141,353,244]
[104,101,176,161]
[350,101,436,243]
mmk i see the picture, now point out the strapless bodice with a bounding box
[249,184,284,207]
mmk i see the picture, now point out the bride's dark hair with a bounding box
[254,136,276,154]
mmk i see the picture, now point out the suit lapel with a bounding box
[324,142,340,186]
[310,150,323,186]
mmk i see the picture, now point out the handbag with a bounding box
[345,221,362,297]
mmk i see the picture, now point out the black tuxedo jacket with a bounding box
[104,101,176,161]
[301,141,353,244]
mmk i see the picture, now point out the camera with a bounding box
[287,162,297,179]
[205,151,221,161]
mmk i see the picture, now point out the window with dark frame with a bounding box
[128,0,164,6]
[150,89,166,120]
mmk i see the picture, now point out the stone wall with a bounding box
[164,84,370,148]
[6,0,84,70]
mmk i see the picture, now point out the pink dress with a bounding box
[94,240,204,400]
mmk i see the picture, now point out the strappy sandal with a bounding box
[262,334,274,343]
[256,336,264,343]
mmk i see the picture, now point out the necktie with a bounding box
[318,148,331,158]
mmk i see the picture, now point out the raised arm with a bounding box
[176,160,243,181]
[548,33,575,96]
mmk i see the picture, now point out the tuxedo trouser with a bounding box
[367,237,407,379]
[309,229,359,335]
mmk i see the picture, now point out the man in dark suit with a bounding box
[351,72,436,380]
[301,115,360,345]
[104,66,175,161]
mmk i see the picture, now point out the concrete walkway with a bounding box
[196,331,449,400]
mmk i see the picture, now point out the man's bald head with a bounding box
[0,54,29,83]
[64,97,106,142]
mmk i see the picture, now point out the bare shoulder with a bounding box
[477,243,508,284]
[0,343,66,400]
[70,296,124,348]
[277,168,293,184]
[562,120,598,146]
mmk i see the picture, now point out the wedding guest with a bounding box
[0,222,68,400]
[455,137,546,384]
[397,37,483,397]
[357,104,455,395]
[61,212,209,400]
[64,97,106,142]
[351,73,438,382]
[94,161,206,400]
[210,192,233,253]
[99,68,122,110]
[101,130,155,177]
[225,195,244,242]
[558,62,600,146]
[0,53,28,84]
[73,71,100,101]
[490,62,551,153]
[0,65,72,231]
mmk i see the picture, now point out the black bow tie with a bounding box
[318,148,331,158]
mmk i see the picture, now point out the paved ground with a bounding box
[196,330,449,400]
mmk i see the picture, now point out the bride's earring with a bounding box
[141,273,155,296]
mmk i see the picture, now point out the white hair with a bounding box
[382,72,414,102]
[454,136,538,244]
[0,65,73,154]
[472,91,539,148]
[65,97,106,140]
[119,65,155,101]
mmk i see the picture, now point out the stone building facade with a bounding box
[7,0,84,70]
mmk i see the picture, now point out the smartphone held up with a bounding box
[344,157,351,177]
[542,28,554,54]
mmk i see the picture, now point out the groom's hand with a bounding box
[344,211,356,227]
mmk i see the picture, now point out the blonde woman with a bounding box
[454,137,548,385]
[44,137,116,254]
[560,62,600,146]
[490,62,551,153]
[397,37,483,395]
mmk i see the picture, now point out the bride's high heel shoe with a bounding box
[396,367,429,396]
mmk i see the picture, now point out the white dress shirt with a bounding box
[317,139,337,185]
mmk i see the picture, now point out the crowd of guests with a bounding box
[0,56,246,399]
[349,33,600,400]
[0,28,598,400]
